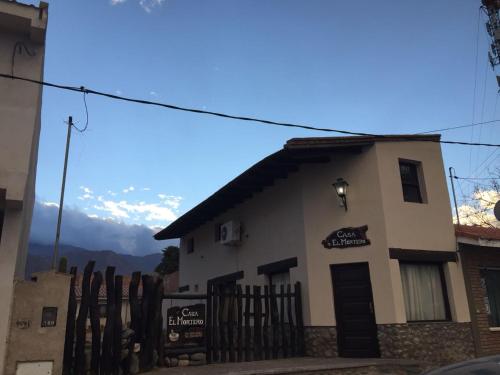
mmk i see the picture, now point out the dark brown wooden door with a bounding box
[331,263,380,358]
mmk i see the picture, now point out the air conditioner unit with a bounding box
[220,221,241,246]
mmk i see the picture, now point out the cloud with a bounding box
[30,200,175,255]
[123,186,135,193]
[94,199,178,222]
[110,0,126,5]
[142,187,151,191]
[139,0,165,13]
[41,201,59,208]
[158,194,182,210]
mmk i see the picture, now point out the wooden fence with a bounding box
[206,282,305,364]
[62,261,305,374]
[62,261,164,375]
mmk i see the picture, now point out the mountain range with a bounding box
[26,243,163,278]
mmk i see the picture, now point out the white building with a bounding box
[156,135,474,364]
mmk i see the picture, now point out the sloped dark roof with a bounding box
[154,134,441,240]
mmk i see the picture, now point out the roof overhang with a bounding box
[154,134,441,240]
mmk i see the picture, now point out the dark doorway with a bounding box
[331,263,380,358]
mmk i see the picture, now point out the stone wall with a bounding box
[378,322,475,365]
[304,326,338,357]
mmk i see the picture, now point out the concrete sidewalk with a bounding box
[144,357,433,375]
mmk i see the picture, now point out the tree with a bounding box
[456,168,500,228]
[58,256,68,273]
[155,246,179,276]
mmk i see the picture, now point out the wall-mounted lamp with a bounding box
[333,178,349,211]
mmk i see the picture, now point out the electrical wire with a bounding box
[11,42,35,77]
[469,6,483,174]
[72,90,89,133]
[2,72,500,147]
[418,119,500,134]
[454,176,500,181]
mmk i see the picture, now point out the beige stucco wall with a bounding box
[5,271,70,375]
[0,2,48,374]
[300,142,470,326]
[179,170,308,294]
[176,141,470,328]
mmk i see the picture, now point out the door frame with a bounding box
[330,262,380,358]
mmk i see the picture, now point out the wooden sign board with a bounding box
[322,225,370,249]
[166,303,205,348]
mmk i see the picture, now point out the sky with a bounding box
[26,0,499,255]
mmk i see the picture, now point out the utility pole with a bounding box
[52,116,73,270]
[449,167,461,227]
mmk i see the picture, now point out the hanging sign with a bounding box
[166,303,205,348]
[322,225,370,249]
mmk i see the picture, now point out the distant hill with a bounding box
[26,243,163,278]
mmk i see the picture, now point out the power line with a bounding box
[72,91,89,133]
[455,176,500,181]
[2,72,500,147]
[418,119,500,134]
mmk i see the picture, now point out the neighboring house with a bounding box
[155,135,474,364]
[457,225,500,357]
[0,1,48,373]
[74,275,136,330]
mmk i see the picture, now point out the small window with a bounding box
[399,161,423,203]
[481,269,500,327]
[400,262,449,321]
[187,238,194,254]
[269,271,290,289]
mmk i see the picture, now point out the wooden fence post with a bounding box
[113,275,123,374]
[153,277,164,367]
[89,271,103,375]
[63,266,77,375]
[101,266,116,375]
[253,286,262,361]
[287,284,296,357]
[218,284,226,363]
[75,261,95,375]
[212,283,219,362]
[140,275,154,371]
[270,285,279,359]
[206,282,213,364]
[244,285,251,361]
[280,284,288,358]
[263,286,270,360]
[227,284,235,362]
[294,282,305,356]
[236,284,243,362]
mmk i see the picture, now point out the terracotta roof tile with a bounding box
[455,224,500,241]
[73,272,179,298]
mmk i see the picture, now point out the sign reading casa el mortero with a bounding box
[322,225,371,249]
[166,303,205,348]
